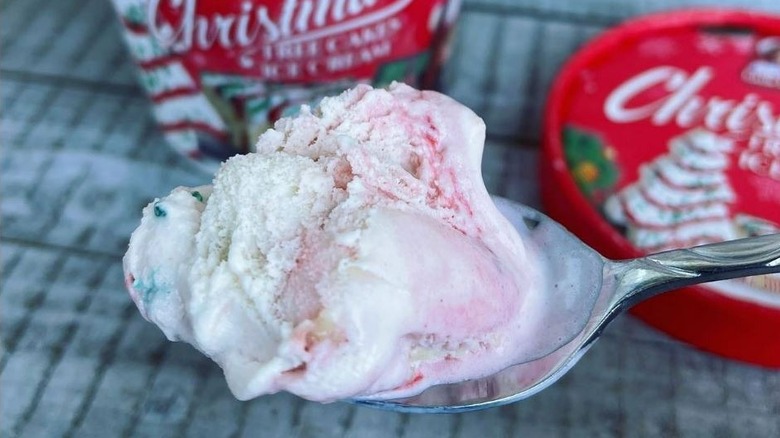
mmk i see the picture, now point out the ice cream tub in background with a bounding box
[541,9,780,367]
[110,0,461,171]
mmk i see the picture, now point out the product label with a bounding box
[562,27,780,307]
[111,0,460,168]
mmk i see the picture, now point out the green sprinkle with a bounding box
[153,201,166,218]
[192,191,204,202]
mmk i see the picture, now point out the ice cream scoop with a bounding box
[355,198,780,412]
[124,83,560,402]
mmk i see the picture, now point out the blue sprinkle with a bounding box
[191,191,203,202]
[133,277,158,306]
[133,272,170,307]
[153,201,166,218]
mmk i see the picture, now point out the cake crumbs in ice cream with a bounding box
[123,82,545,402]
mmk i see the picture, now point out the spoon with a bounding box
[352,197,780,413]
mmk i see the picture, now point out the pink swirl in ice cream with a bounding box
[123,83,543,402]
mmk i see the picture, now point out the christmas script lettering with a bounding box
[604,66,780,134]
[604,65,780,180]
[147,0,410,51]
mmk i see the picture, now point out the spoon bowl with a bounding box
[352,197,780,413]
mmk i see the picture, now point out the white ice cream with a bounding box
[124,83,544,402]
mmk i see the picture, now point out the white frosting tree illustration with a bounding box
[604,129,738,252]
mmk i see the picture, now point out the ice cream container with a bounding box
[541,9,780,367]
[110,0,461,172]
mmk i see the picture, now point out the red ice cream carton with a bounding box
[542,9,780,367]
[111,0,461,171]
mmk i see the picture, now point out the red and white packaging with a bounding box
[111,0,461,170]
[542,9,780,367]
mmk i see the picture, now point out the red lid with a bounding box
[541,8,780,367]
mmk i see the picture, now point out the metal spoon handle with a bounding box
[607,233,780,312]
